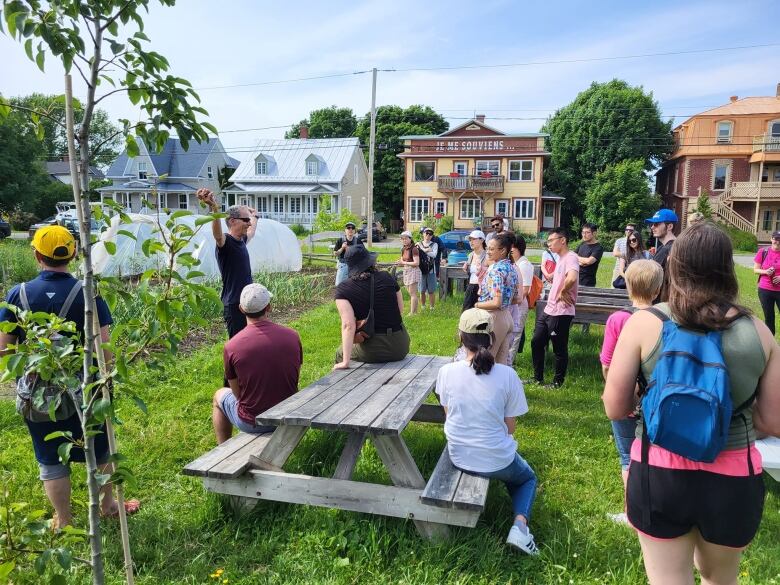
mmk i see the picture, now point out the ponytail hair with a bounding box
[460,331,495,375]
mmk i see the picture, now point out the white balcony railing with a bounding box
[753,134,780,153]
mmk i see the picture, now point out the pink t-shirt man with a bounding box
[544,251,580,317]
[755,247,780,292]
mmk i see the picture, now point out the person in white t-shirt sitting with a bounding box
[436,308,539,555]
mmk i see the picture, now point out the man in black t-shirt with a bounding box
[333,245,410,368]
[198,188,257,338]
[333,221,363,285]
[575,223,604,287]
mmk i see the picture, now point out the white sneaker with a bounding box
[607,512,630,525]
[506,525,540,556]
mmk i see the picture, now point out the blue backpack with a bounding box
[640,307,731,462]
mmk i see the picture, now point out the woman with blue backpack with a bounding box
[602,222,780,585]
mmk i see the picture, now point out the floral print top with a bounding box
[478,258,518,308]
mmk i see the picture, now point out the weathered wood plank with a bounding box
[420,448,461,508]
[411,403,446,425]
[452,469,490,512]
[252,425,308,469]
[208,434,272,480]
[332,356,434,433]
[308,358,413,431]
[332,433,366,480]
[371,356,451,435]
[201,471,481,528]
[257,364,368,425]
[182,432,257,478]
[371,434,450,539]
[275,362,388,427]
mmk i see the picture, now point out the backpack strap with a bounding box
[58,281,83,319]
[18,283,31,312]
[644,306,669,322]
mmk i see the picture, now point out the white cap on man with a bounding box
[240,283,273,313]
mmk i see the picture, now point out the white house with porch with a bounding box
[226,137,368,228]
[98,137,239,213]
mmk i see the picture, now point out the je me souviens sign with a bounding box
[412,137,540,154]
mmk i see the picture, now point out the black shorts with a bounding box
[626,461,765,548]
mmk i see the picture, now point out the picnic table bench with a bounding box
[184,356,490,539]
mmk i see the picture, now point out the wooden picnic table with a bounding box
[184,355,490,539]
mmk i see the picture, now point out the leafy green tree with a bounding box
[312,195,359,232]
[696,189,713,219]
[542,79,673,222]
[285,106,357,139]
[8,94,121,167]
[584,159,659,231]
[355,105,448,220]
[0,109,49,215]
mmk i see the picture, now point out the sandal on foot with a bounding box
[101,498,141,519]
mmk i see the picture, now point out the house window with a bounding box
[453,161,468,176]
[220,194,227,212]
[256,160,268,175]
[361,197,367,216]
[409,198,429,222]
[138,162,147,180]
[306,160,318,176]
[289,197,302,214]
[273,196,284,214]
[306,197,319,215]
[475,160,500,176]
[713,163,729,190]
[434,200,447,215]
[673,164,679,193]
[716,121,733,143]
[353,164,359,184]
[509,160,533,181]
[495,200,509,218]
[238,196,252,207]
[256,198,268,213]
[207,166,213,179]
[513,198,536,219]
[762,210,773,232]
[115,192,129,208]
[460,198,482,220]
[345,196,352,212]
[413,161,436,181]
[178,193,188,209]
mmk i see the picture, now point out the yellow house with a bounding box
[398,117,557,234]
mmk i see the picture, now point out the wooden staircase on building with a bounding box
[712,186,756,233]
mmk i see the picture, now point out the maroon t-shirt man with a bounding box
[223,319,303,424]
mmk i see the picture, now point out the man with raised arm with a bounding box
[197,188,258,338]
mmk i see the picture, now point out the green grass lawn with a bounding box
[0,257,778,584]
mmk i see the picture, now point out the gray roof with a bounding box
[97,180,198,192]
[45,161,104,178]
[230,137,361,183]
[105,137,239,178]
[229,183,339,194]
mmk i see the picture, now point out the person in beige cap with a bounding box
[462,229,488,311]
[0,225,139,528]
[212,283,302,443]
[436,308,539,556]
[396,230,421,315]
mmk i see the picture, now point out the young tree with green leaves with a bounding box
[0,1,218,583]
[584,159,659,231]
[542,79,673,222]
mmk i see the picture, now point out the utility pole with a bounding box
[367,67,377,248]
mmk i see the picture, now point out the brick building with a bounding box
[655,84,780,240]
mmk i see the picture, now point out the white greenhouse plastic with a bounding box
[92,214,302,278]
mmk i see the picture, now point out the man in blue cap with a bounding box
[646,208,678,272]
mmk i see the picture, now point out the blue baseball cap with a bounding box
[645,209,678,224]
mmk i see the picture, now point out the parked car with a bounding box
[357,221,387,242]
[28,216,103,244]
[0,218,11,239]
[437,230,472,251]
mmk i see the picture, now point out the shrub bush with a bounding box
[716,222,758,252]
[289,223,309,237]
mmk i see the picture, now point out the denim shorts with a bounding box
[218,392,275,435]
[25,415,109,481]
[611,417,637,470]
[418,271,437,293]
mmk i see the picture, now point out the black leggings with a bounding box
[758,287,780,335]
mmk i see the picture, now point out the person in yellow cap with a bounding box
[0,225,139,528]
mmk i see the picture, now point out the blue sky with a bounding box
[1,0,779,155]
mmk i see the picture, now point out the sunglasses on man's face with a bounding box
[491,223,501,228]
[234,217,251,224]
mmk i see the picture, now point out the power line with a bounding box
[381,42,780,73]
[194,70,371,91]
